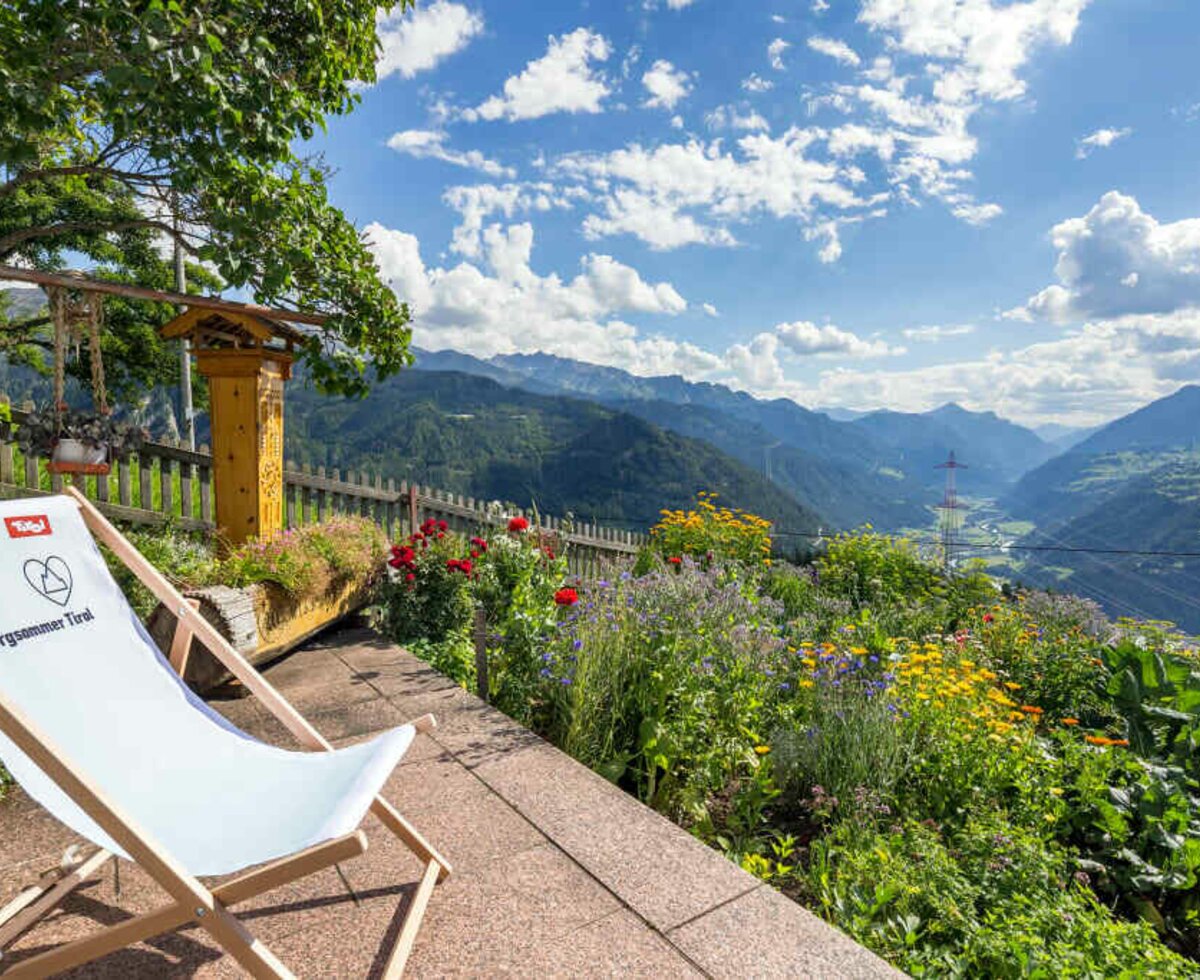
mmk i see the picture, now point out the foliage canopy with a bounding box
[0,0,414,397]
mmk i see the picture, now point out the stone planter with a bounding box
[147,577,372,692]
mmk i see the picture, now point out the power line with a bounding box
[769,527,1200,560]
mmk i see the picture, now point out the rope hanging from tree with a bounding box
[46,286,108,423]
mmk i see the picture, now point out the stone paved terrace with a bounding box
[0,624,901,978]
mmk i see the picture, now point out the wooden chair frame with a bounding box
[0,486,451,978]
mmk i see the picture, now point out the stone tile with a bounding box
[473,741,756,931]
[331,647,462,700]
[304,697,407,741]
[668,884,903,980]
[334,729,450,768]
[257,646,358,694]
[351,769,546,884]
[501,909,704,979]
[0,790,84,871]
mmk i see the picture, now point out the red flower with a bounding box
[983,613,995,624]
[387,557,405,569]
[667,556,682,565]
[437,520,448,532]
[554,587,579,606]
[470,549,480,559]
[392,546,415,564]
[508,516,529,533]
[436,532,445,539]
[405,572,415,582]
[459,559,473,576]
[544,548,555,560]
[470,536,488,552]
[446,558,461,570]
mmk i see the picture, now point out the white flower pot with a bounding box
[52,438,108,466]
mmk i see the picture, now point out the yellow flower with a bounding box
[754,745,771,755]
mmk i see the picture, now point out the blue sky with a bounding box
[308,0,1200,427]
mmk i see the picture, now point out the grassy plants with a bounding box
[389,510,1200,976]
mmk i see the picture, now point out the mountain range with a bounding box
[1003,385,1200,631]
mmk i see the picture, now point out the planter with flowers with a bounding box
[145,516,388,691]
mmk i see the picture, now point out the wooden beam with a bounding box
[0,265,327,327]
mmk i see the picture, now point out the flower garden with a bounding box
[378,494,1200,977]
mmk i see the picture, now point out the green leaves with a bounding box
[1,0,416,398]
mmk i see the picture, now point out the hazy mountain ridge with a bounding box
[1004,386,1200,632]
[285,367,825,534]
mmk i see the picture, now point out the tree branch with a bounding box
[0,220,203,259]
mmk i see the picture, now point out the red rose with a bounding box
[437,520,448,532]
[405,572,415,582]
[471,536,488,552]
[667,556,682,565]
[387,557,404,569]
[554,587,579,606]
[508,516,529,533]
[470,549,480,559]
[394,546,415,564]
[436,532,445,539]
[446,558,461,570]
[544,548,555,560]
[459,559,473,576]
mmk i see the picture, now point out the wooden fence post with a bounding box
[473,606,488,702]
[408,482,419,536]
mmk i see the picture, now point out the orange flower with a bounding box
[1085,735,1130,748]
[1061,717,1079,726]
[1019,705,1044,715]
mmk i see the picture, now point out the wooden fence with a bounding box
[0,401,646,577]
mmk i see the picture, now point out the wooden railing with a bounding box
[0,402,646,575]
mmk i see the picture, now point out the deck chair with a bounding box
[0,488,451,978]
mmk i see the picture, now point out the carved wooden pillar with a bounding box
[194,349,291,547]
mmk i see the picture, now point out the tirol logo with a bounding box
[5,515,52,538]
[23,556,73,607]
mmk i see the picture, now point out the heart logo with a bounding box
[23,556,73,608]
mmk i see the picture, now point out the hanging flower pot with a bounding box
[51,437,109,470]
[17,406,147,477]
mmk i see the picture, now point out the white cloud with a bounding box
[375,1,483,81]
[642,60,693,111]
[366,220,725,379]
[727,333,786,387]
[442,181,586,258]
[811,314,1200,426]
[705,105,770,132]
[702,302,719,317]
[555,131,876,257]
[1017,191,1200,322]
[581,189,739,250]
[773,0,1093,226]
[902,323,976,341]
[768,38,791,71]
[1075,126,1132,158]
[952,201,1003,225]
[670,114,685,129]
[812,0,830,12]
[774,319,903,357]
[464,28,612,122]
[386,130,514,178]
[725,318,902,392]
[808,36,861,67]
[858,0,1091,103]
[666,0,697,8]
[741,73,774,93]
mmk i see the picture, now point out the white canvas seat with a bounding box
[0,490,450,978]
